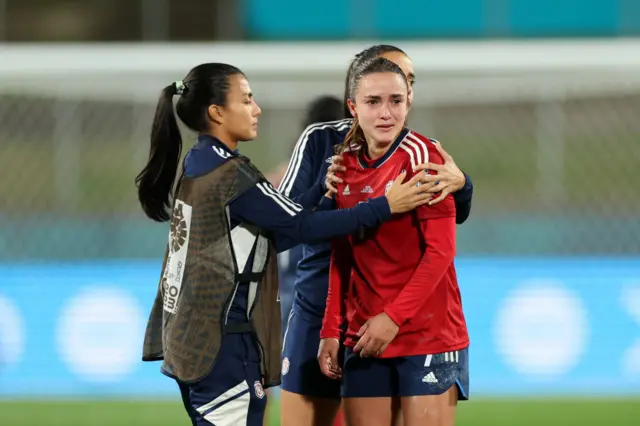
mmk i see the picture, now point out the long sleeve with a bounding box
[320,237,352,340]
[279,124,321,198]
[277,125,328,211]
[383,216,456,326]
[452,173,473,224]
[288,181,326,210]
[229,181,391,253]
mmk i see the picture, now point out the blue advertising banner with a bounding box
[1,258,639,397]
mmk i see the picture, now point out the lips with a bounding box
[376,124,394,131]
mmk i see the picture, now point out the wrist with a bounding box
[373,196,393,217]
[320,329,341,340]
[383,307,404,327]
[454,171,466,192]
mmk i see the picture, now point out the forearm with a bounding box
[384,217,456,325]
[453,173,473,224]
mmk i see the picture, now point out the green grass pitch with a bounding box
[1,397,638,426]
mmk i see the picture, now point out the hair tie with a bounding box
[174,80,186,95]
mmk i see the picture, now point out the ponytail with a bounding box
[340,116,365,154]
[135,84,183,222]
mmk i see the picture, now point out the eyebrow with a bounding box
[363,94,405,99]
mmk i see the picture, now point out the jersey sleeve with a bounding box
[287,182,326,210]
[410,140,456,220]
[320,237,352,340]
[229,181,391,253]
[452,172,473,224]
[383,216,456,326]
[278,124,323,198]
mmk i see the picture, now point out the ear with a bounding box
[208,104,223,125]
[347,99,357,118]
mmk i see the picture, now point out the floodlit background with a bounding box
[1,1,639,425]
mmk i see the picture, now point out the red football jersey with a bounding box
[320,129,469,358]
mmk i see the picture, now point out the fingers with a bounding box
[330,351,342,378]
[331,155,345,167]
[353,334,370,354]
[325,171,342,194]
[318,344,341,379]
[405,172,423,188]
[325,156,346,195]
[393,170,407,184]
[357,321,369,337]
[433,140,453,162]
[319,353,339,379]
[410,193,433,208]
[417,180,440,194]
[325,178,339,194]
[328,164,346,174]
[326,169,343,183]
[360,338,384,358]
[378,341,391,356]
[420,173,442,185]
[414,162,443,173]
[428,189,451,206]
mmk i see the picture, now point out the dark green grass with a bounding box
[1,397,638,426]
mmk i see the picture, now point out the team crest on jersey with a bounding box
[254,381,265,399]
[282,357,290,375]
[343,185,350,195]
[385,181,394,195]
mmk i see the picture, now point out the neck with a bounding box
[206,130,238,152]
[364,130,401,159]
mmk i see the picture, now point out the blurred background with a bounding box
[1,0,639,425]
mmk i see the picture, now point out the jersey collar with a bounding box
[197,134,239,155]
[357,128,408,169]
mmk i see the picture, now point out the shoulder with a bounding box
[397,130,443,169]
[341,144,361,165]
[228,156,263,181]
[184,145,239,177]
[296,119,353,150]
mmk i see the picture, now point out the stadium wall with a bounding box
[1,259,639,397]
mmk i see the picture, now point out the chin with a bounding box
[242,131,258,142]
[374,132,397,145]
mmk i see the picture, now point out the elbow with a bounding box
[455,203,471,224]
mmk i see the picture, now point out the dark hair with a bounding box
[135,63,244,222]
[341,57,408,153]
[342,45,406,118]
[303,95,343,128]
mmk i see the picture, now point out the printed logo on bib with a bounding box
[162,200,193,314]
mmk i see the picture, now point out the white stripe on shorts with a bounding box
[197,380,250,425]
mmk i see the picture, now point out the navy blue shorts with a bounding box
[177,333,268,426]
[341,347,470,399]
[280,305,341,399]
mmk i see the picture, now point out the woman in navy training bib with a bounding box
[136,63,437,426]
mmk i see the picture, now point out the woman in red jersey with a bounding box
[318,57,469,426]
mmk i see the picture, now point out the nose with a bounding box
[380,103,392,119]
[253,100,262,117]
